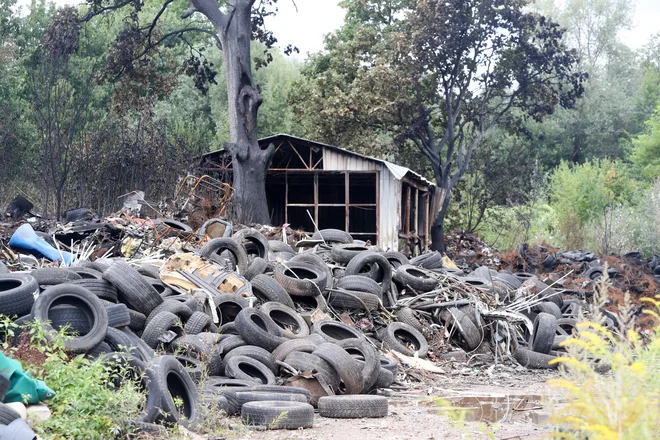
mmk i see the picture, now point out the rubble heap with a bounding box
[0,205,658,433]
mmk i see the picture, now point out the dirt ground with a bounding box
[238,365,561,440]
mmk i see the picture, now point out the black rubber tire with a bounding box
[335,275,381,296]
[289,253,334,290]
[250,275,295,308]
[530,312,557,354]
[556,317,578,336]
[233,228,270,259]
[146,355,198,426]
[379,356,399,373]
[219,322,239,335]
[393,265,438,293]
[282,351,340,390]
[171,354,203,383]
[292,293,328,313]
[136,264,161,280]
[128,309,147,334]
[241,401,314,429]
[494,273,522,289]
[381,252,409,269]
[225,345,277,373]
[0,374,10,401]
[327,289,379,312]
[103,260,163,316]
[206,377,259,389]
[513,348,558,369]
[336,337,380,392]
[69,267,103,279]
[312,229,353,244]
[0,402,22,425]
[396,307,427,333]
[274,263,327,297]
[379,322,428,358]
[533,301,562,320]
[0,274,38,317]
[410,251,443,269]
[235,308,287,351]
[128,420,169,436]
[312,320,363,343]
[374,367,394,389]
[105,303,131,328]
[330,244,369,264]
[224,355,277,385]
[69,279,118,303]
[170,334,224,376]
[536,280,563,308]
[268,240,295,253]
[246,385,312,400]
[318,395,388,418]
[146,300,194,326]
[32,283,108,353]
[235,391,308,408]
[272,338,320,362]
[103,327,149,361]
[583,266,604,280]
[344,251,392,295]
[217,334,247,355]
[154,218,193,234]
[312,343,364,394]
[244,257,268,281]
[141,311,184,349]
[146,279,173,298]
[259,302,310,339]
[184,311,214,335]
[214,294,249,325]
[0,262,8,274]
[31,267,81,285]
[199,238,249,275]
[86,341,112,358]
[442,307,481,351]
[48,304,92,335]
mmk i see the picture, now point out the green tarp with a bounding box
[0,351,55,404]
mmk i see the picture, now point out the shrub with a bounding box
[588,179,660,256]
[0,316,146,439]
[547,283,660,439]
[548,160,637,249]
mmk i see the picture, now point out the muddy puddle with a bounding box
[393,394,549,424]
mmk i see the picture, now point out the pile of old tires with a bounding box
[0,228,397,432]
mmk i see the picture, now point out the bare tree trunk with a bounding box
[216,2,274,225]
[430,185,451,253]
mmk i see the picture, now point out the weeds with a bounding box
[546,276,660,439]
[0,315,147,439]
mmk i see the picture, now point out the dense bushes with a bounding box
[469,159,660,257]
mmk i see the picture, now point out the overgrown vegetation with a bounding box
[547,284,660,439]
[0,316,146,438]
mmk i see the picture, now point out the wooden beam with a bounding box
[345,172,350,232]
[405,185,411,234]
[314,172,319,230]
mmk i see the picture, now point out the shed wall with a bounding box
[323,148,401,251]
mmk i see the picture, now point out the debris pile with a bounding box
[0,196,658,433]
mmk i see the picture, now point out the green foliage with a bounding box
[0,316,146,439]
[548,286,660,439]
[631,105,660,179]
[547,160,636,249]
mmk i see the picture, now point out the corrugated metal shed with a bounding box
[200,134,437,252]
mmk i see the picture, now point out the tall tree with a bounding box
[294,0,585,251]
[29,7,95,218]
[84,0,294,224]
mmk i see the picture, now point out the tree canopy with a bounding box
[293,0,586,250]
